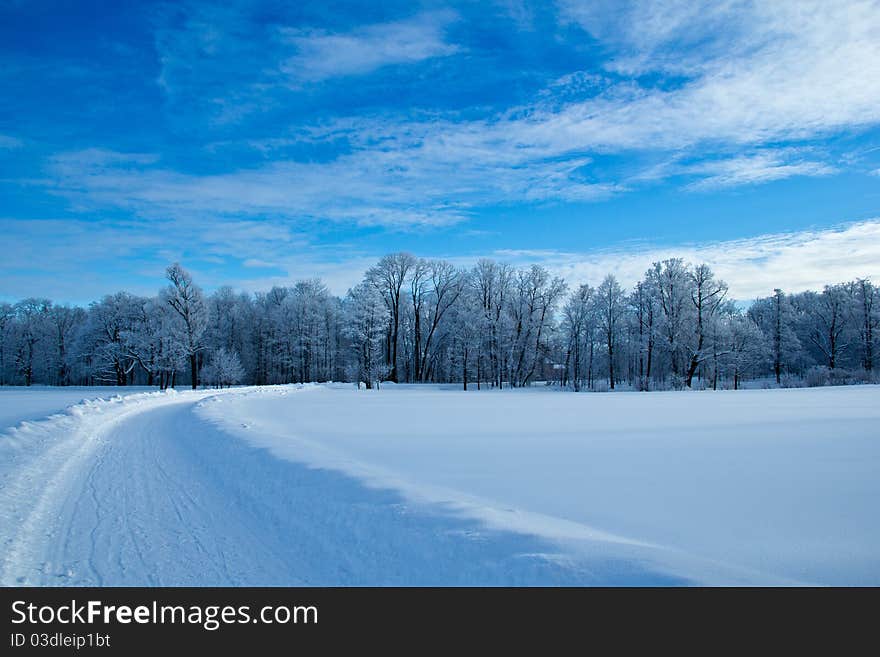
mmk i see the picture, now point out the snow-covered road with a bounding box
[0,390,238,585]
[1,384,878,586]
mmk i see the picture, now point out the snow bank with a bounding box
[0,386,157,431]
[0,388,176,462]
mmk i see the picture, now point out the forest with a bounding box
[1,255,877,391]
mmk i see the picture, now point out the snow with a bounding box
[0,386,155,429]
[1,383,878,586]
[198,384,880,586]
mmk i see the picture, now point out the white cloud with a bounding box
[682,151,837,191]
[280,11,460,81]
[232,255,382,297]
[627,148,839,189]
[42,144,618,228]
[260,0,879,207]
[498,220,880,299]
[30,1,880,229]
[553,0,880,147]
[241,258,279,269]
[52,148,159,169]
[4,213,877,303]
[492,0,536,30]
[232,220,880,300]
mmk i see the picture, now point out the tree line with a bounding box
[1,256,877,391]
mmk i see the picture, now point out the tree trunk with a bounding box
[774,293,782,384]
[412,300,421,382]
[685,334,702,388]
[390,305,400,383]
[462,346,468,391]
[588,340,594,390]
[190,353,198,389]
[608,338,615,389]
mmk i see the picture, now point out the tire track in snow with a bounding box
[1,387,322,586]
[0,390,224,585]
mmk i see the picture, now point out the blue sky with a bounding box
[2,0,880,303]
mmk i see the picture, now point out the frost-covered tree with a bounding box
[3,253,877,391]
[448,278,482,390]
[163,263,208,389]
[723,314,767,390]
[647,259,694,386]
[367,253,416,383]
[343,282,389,389]
[629,280,657,390]
[854,279,878,372]
[749,289,801,384]
[289,279,337,383]
[506,265,566,387]
[798,284,853,370]
[685,264,728,388]
[123,297,183,389]
[472,259,514,389]
[11,299,51,386]
[596,275,625,389]
[0,303,14,385]
[79,292,143,385]
[561,283,595,391]
[202,348,245,388]
[47,304,84,386]
[415,260,465,382]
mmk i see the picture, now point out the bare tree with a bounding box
[801,285,852,370]
[561,284,595,391]
[685,264,728,388]
[163,263,208,389]
[596,275,625,389]
[367,253,416,383]
[629,281,656,390]
[724,315,766,390]
[448,279,481,390]
[647,259,693,385]
[416,260,465,382]
[81,293,142,385]
[472,260,513,388]
[0,303,13,385]
[12,299,50,386]
[855,279,877,372]
[47,304,83,385]
[749,288,800,384]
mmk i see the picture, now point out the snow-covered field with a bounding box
[1,384,878,586]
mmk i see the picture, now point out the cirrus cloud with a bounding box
[280,11,461,82]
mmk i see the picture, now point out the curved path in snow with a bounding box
[1,388,679,586]
[1,390,248,586]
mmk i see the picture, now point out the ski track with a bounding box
[1,386,691,586]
